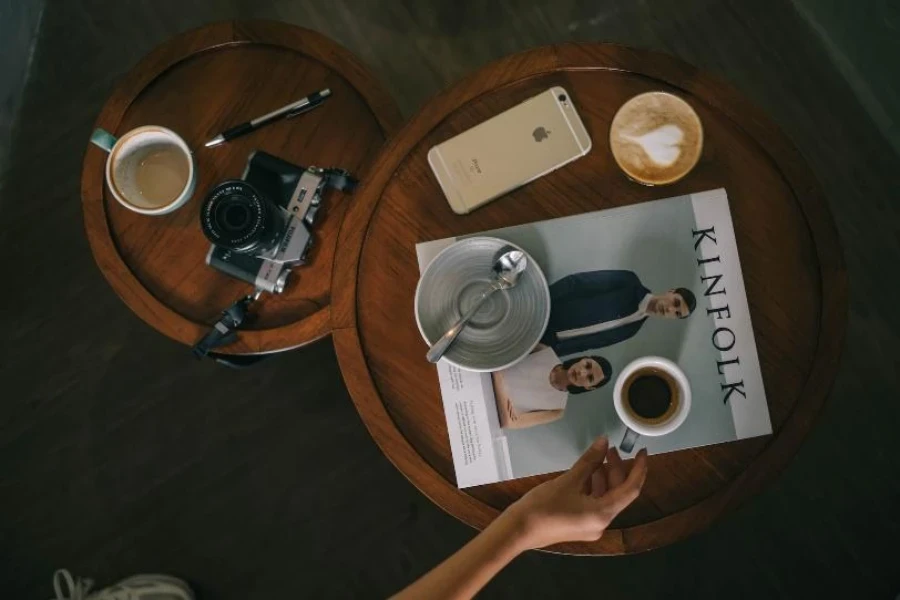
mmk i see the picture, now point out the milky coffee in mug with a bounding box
[609,91,703,186]
[90,126,196,215]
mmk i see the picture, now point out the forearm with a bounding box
[392,513,527,600]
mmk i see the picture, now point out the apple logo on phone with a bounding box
[532,126,550,142]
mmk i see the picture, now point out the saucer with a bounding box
[415,236,550,372]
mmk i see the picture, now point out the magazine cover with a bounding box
[416,188,772,488]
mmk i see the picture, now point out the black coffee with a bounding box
[626,372,675,421]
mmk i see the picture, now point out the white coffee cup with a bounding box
[613,356,692,453]
[90,126,196,215]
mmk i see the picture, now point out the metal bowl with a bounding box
[415,236,550,372]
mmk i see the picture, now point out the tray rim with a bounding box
[330,42,849,555]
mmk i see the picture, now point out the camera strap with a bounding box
[320,168,357,192]
[191,293,258,364]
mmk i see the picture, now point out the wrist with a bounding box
[489,505,536,555]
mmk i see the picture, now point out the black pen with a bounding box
[204,88,331,147]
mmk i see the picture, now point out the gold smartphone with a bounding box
[428,86,592,215]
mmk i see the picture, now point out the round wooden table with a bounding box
[332,44,847,554]
[81,21,401,354]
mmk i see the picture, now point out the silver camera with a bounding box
[200,151,355,294]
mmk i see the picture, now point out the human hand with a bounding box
[500,437,648,550]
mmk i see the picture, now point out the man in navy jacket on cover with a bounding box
[540,270,697,356]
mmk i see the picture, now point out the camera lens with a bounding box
[558,94,567,103]
[201,180,285,255]
[221,203,252,231]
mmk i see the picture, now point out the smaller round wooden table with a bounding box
[332,44,847,554]
[81,21,401,354]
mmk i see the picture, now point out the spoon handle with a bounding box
[426,285,500,363]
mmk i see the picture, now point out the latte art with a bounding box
[610,92,703,185]
[623,124,684,167]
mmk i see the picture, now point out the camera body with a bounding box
[201,151,354,294]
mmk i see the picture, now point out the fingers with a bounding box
[590,469,607,497]
[626,449,649,491]
[605,447,625,489]
[603,449,649,513]
[567,437,609,482]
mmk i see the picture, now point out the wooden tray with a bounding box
[331,44,847,554]
[81,21,401,354]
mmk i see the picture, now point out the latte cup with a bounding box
[613,356,691,453]
[609,91,703,186]
[90,126,196,215]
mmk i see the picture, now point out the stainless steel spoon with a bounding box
[426,248,527,363]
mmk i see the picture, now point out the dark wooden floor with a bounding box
[2,0,899,598]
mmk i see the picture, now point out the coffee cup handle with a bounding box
[90,128,117,153]
[620,427,640,453]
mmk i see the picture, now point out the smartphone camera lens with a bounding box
[558,94,567,103]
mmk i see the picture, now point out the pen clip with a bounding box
[286,100,322,119]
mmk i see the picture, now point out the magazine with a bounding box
[415,188,771,488]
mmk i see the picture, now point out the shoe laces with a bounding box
[53,569,143,600]
[53,570,94,600]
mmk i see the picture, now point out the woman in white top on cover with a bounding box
[492,344,613,429]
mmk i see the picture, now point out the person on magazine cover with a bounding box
[492,346,612,429]
[540,269,697,356]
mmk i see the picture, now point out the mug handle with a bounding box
[620,427,640,453]
[90,128,117,153]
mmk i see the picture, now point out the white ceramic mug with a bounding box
[613,356,692,453]
[90,126,196,215]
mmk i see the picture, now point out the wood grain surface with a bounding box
[332,43,847,554]
[81,20,402,354]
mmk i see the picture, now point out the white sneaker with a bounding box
[51,569,194,600]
